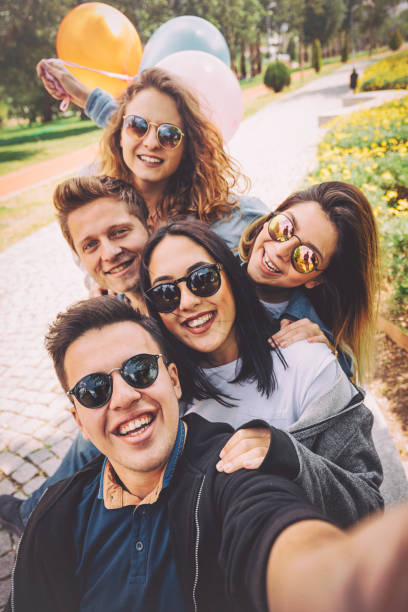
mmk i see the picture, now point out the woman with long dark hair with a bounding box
[138,218,382,527]
[241,182,380,383]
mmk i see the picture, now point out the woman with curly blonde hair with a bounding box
[36,60,267,247]
[100,68,257,229]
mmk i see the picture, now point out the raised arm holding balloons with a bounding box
[37,6,265,240]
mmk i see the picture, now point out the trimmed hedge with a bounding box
[264,61,291,92]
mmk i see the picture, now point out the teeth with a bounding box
[185,313,213,328]
[118,414,153,436]
[139,155,162,164]
[108,260,132,274]
[263,252,280,273]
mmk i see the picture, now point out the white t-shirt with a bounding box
[185,341,355,431]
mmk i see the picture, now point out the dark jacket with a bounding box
[9,415,327,612]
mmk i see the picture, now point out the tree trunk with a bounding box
[256,34,262,74]
[298,32,304,80]
[368,12,374,56]
[249,43,257,77]
[42,95,52,123]
[240,44,247,79]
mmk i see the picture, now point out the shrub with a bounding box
[263,61,291,92]
[287,37,297,61]
[359,50,408,91]
[341,31,350,63]
[389,28,403,51]
[312,39,322,73]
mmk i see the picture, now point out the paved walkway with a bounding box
[0,59,406,607]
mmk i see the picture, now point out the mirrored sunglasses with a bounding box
[123,114,184,150]
[267,214,321,274]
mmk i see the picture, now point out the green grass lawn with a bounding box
[0,174,76,251]
[0,115,102,175]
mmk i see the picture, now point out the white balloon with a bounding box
[157,50,243,142]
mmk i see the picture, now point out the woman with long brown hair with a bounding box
[240,181,380,383]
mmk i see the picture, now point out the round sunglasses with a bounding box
[67,353,163,409]
[146,263,222,314]
[267,213,321,274]
[123,114,184,150]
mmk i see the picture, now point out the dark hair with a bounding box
[139,219,285,401]
[45,296,169,392]
[53,175,148,252]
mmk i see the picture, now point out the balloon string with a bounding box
[61,60,135,82]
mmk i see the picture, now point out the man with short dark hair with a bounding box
[8,297,408,612]
[53,174,149,309]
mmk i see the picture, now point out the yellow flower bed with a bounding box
[307,95,408,309]
[359,50,408,91]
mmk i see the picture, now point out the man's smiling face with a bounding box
[65,321,182,488]
[68,197,149,294]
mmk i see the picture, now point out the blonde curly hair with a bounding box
[99,67,249,224]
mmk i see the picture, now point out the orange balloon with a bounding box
[57,2,143,98]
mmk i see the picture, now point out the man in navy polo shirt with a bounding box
[9,297,408,612]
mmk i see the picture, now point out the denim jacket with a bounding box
[281,288,354,379]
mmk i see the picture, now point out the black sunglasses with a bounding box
[267,213,321,274]
[123,114,184,150]
[146,263,222,314]
[67,353,163,409]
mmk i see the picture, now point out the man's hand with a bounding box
[36,59,91,109]
[216,427,270,473]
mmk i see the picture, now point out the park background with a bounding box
[0,0,408,608]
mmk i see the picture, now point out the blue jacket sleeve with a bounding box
[210,194,269,252]
[85,88,119,128]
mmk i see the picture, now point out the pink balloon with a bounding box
[157,50,243,142]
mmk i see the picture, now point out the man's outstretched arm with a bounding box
[267,503,408,612]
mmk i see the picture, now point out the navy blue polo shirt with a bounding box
[73,421,186,612]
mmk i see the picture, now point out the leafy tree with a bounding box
[271,1,323,71]
[303,0,345,46]
[389,27,403,50]
[348,0,399,55]
[0,0,76,122]
[287,36,297,61]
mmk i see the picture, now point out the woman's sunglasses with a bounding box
[123,114,184,150]
[267,213,321,274]
[146,263,222,314]
[67,353,163,409]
